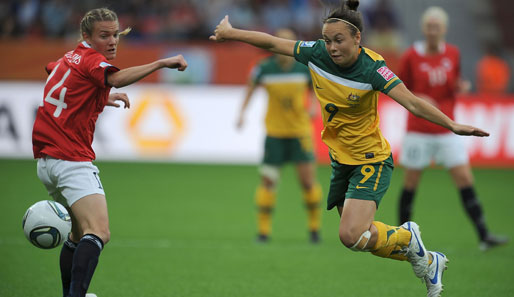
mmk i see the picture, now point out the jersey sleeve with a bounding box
[84,53,119,88]
[293,40,320,66]
[369,60,403,94]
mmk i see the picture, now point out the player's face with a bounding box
[423,18,447,47]
[84,21,120,60]
[322,22,361,68]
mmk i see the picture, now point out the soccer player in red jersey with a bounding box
[397,6,508,251]
[32,8,187,297]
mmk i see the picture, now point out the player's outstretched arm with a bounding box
[209,15,296,57]
[388,83,489,137]
[107,55,188,88]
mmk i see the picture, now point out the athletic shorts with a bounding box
[36,156,105,208]
[399,132,469,170]
[262,135,314,166]
[327,154,394,210]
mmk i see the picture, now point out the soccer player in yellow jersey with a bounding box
[210,1,490,296]
[237,29,322,243]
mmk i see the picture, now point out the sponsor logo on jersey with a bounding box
[65,51,82,65]
[300,41,316,47]
[376,66,396,81]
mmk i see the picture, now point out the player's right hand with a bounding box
[162,55,188,71]
[209,15,232,42]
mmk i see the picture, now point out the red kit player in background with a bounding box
[32,8,187,297]
[396,6,507,251]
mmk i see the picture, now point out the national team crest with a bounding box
[347,93,361,108]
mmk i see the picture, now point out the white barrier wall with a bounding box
[1,82,514,166]
[0,82,267,163]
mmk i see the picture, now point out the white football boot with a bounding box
[85,294,98,297]
[401,221,429,278]
[424,251,449,297]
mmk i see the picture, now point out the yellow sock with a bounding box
[303,183,322,231]
[372,245,408,261]
[370,221,411,261]
[256,186,276,235]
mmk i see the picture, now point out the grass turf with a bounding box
[0,159,513,297]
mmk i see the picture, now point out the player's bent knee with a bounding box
[259,165,280,184]
[339,229,371,251]
[98,228,110,244]
[339,229,355,248]
[101,230,111,244]
[83,227,110,244]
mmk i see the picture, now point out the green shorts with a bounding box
[263,135,314,166]
[326,154,394,210]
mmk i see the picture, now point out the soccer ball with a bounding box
[22,200,72,249]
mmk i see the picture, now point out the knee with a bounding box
[94,225,110,244]
[98,229,110,245]
[403,177,419,190]
[339,227,371,250]
[339,228,358,249]
[455,173,473,188]
[83,226,110,245]
[300,180,313,191]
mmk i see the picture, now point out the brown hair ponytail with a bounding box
[322,0,364,36]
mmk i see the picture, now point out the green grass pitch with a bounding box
[1,159,513,297]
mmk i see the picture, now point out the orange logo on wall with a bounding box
[128,91,184,154]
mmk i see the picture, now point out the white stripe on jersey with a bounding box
[308,61,373,90]
[260,73,309,84]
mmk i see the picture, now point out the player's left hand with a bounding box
[107,93,130,109]
[209,15,232,42]
[452,123,489,137]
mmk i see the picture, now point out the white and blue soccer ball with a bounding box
[22,200,72,249]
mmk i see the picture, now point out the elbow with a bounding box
[107,74,125,88]
[405,100,424,118]
[409,106,423,118]
[107,78,119,88]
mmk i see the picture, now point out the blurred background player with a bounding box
[236,28,323,243]
[32,8,187,297]
[476,41,511,95]
[397,6,508,251]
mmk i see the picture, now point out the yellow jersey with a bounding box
[252,56,313,138]
[294,41,402,165]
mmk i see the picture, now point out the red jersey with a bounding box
[399,41,460,134]
[32,41,119,161]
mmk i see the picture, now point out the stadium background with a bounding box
[1,0,513,296]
